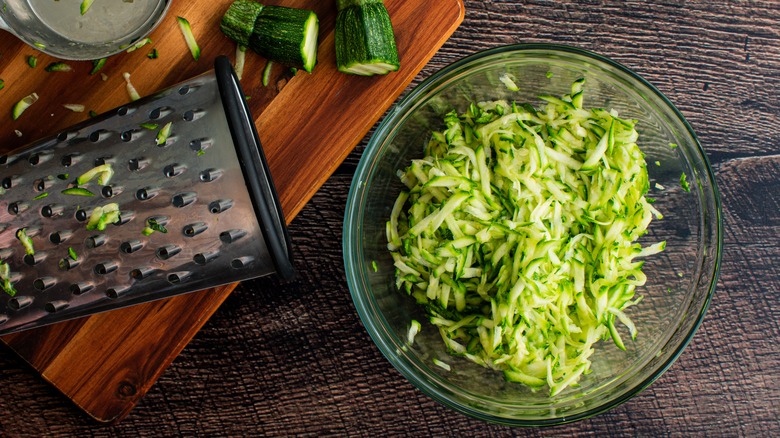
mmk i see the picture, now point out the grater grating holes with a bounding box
[29,152,52,166]
[94,156,115,166]
[167,271,191,284]
[182,109,205,122]
[33,277,56,291]
[183,222,207,237]
[50,230,72,244]
[209,199,233,214]
[8,296,33,310]
[121,129,143,142]
[34,177,53,192]
[149,106,173,120]
[220,229,247,244]
[164,163,186,178]
[86,234,107,248]
[89,130,111,143]
[128,157,150,172]
[199,168,222,182]
[70,282,93,295]
[56,131,78,142]
[94,261,118,275]
[45,301,69,313]
[59,257,79,271]
[75,209,88,222]
[136,186,160,200]
[115,211,135,226]
[231,256,254,269]
[130,267,156,280]
[8,202,29,215]
[24,252,48,266]
[61,153,80,167]
[106,285,130,299]
[189,137,212,153]
[172,192,196,208]
[193,250,219,265]
[120,240,144,254]
[0,154,7,165]
[41,204,65,218]
[156,245,181,260]
[101,185,122,198]
[2,175,21,189]
[116,106,136,116]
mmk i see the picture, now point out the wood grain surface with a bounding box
[0,0,464,424]
[2,0,780,436]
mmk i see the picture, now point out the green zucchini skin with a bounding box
[249,6,319,73]
[220,0,264,47]
[221,1,319,73]
[335,0,400,76]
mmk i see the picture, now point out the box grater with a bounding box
[0,56,294,335]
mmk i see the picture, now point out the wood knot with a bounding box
[117,381,138,398]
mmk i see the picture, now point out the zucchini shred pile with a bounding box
[385,78,666,396]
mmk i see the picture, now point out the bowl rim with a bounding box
[343,43,723,426]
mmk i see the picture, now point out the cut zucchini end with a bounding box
[338,61,399,76]
[300,12,320,73]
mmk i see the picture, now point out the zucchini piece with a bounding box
[262,60,273,86]
[177,17,201,61]
[0,260,16,297]
[76,163,114,186]
[90,58,106,75]
[335,0,399,76]
[12,92,39,120]
[147,48,159,59]
[221,2,319,72]
[80,0,94,15]
[44,62,73,72]
[249,6,319,73]
[156,122,173,146]
[27,55,37,68]
[86,203,119,231]
[16,228,35,256]
[123,72,141,101]
[220,0,264,47]
[126,37,152,53]
[61,187,96,197]
[0,79,4,90]
[235,44,247,80]
[63,104,85,112]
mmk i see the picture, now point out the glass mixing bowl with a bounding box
[343,44,722,426]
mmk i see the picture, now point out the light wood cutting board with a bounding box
[0,0,464,423]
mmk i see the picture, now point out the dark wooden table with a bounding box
[1,1,778,436]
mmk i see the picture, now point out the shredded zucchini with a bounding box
[0,260,16,297]
[387,79,664,396]
[123,72,141,101]
[16,228,35,255]
[177,17,201,61]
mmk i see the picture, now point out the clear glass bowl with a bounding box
[343,44,722,426]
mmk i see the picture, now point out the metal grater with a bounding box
[0,56,294,335]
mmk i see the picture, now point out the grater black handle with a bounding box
[214,56,295,281]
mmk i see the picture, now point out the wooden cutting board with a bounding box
[0,0,464,423]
